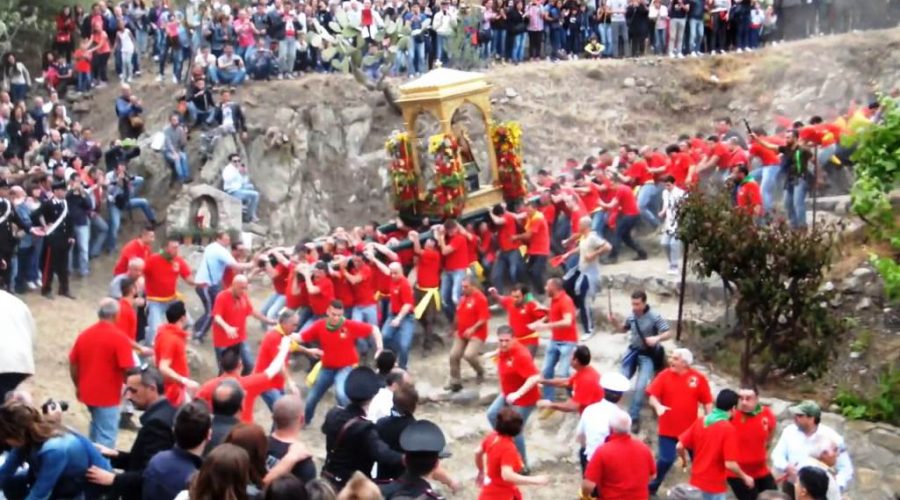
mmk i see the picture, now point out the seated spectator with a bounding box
[142,400,212,500]
[215,43,247,86]
[42,52,74,96]
[192,45,218,83]
[222,153,260,223]
[186,78,216,128]
[114,84,144,140]
[162,113,191,183]
[245,38,277,81]
[212,88,248,139]
[105,162,157,252]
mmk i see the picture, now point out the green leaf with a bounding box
[342,26,359,38]
[321,46,338,61]
[362,54,380,66]
[309,33,324,49]
[328,21,342,33]
[335,8,350,27]
[397,37,410,51]
[385,19,397,35]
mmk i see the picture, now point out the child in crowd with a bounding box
[73,40,93,92]
[584,36,605,58]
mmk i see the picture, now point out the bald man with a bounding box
[211,274,276,375]
[267,395,317,483]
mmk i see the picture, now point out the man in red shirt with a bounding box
[581,411,656,500]
[409,233,443,352]
[212,274,276,375]
[647,347,714,494]
[115,277,140,342]
[298,300,383,423]
[436,219,469,323]
[728,385,778,499]
[299,262,335,330]
[529,278,579,402]
[143,237,194,346]
[258,247,293,325]
[256,308,321,410]
[732,165,764,219]
[537,345,603,414]
[68,298,136,448]
[513,200,550,296]
[381,262,416,369]
[489,284,546,358]
[446,276,489,392]
[747,129,783,214]
[488,203,525,293]
[155,300,199,407]
[486,326,541,471]
[599,182,648,263]
[112,225,154,276]
[678,389,755,498]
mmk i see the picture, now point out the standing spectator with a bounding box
[73,40,93,92]
[0,180,27,290]
[659,175,686,274]
[12,187,40,293]
[649,0,669,55]
[162,113,190,182]
[221,153,261,222]
[446,276,489,392]
[525,0,544,60]
[626,0,650,57]
[116,21,137,82]
[749,0,765,48]
[710,0,730,54]
[55,7,78,63]
[142,401,212,500]
[608,0,629,57]
[1,53,31,104]
[432,1,457,66]
[211,274,276,373]
[215,43,247,86]
[87,23,112,87]
[669,0,689,56]
[581,411,656,499]
[115,84,143,139]
[65,174,93,277]
[688,0,705,54]
[68,298,136,448]
[507,1,527,63]
[32,180,75,299]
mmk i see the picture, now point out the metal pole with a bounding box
[676,241,689,342]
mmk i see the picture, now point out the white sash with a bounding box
[0,200,10,226]
[44,200,69,237]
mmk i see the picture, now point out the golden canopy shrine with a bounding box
[387,67,507,220]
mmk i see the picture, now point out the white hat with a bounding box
[601,372,631,393]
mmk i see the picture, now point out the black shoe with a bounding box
[444,382,463,392]
[41,291,53,299]
[633,253,648,261]
[631,420,641,434]
[60,293,77,300]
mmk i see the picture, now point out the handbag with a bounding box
[633,314,667,372]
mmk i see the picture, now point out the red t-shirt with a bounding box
[710,142,731,170]
[736,180,763,213]
[196,372,272,423]
[390,276,414,314]
[568,205,588,236]
[820,123,842,146]
[374,263,392,296]
[478,229,496,264]
[646,368,713,438]
[68,321,135,407]
[539,203,557,228]
[271,264,290,295]
[497,341,540,407]
[729,148,749,167]
[478,432,523,500]
[679,419,739,494]
[570,366,604,414]
[254,328,290,390]
[499,296,546,346]
[416,249,442,289]
[798,125,826,145]
[456,289,490,341]
[549,292,577,342]
[668,152,693,188]
[222,267,238,289]
[116,298,137,342]
[154,323,190,406]
[211,290,254,348]
[466,233,479,265]
[443,233,469,271]
[300,319,372,369]
[584,433,656,500]
[308,276,335,315]
[749,141,781,166]
[578,182,602,214]
[144,253,191,300]
[113,239,149,276]
[624,160,653,186]
[729,406,776,478]
[332,274,355,308]
[497,212,520,251]
[525,212,550,256]
[284,267,308,310]
[350,264,376,306]
[614,184,640,217]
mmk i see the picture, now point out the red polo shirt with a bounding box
[624,160,653,186]
[497,212,520,251]
[254,327,290,390]
[478,432,523,500]
[416,249,442,289]
[308,276,335,316]
[271,263,290,295]
[749,141,781,166]
[456,289,490,341]
[195,372,272,423]
[300,318,372,369]
[570,365,604,414]
[729,406,776,478]
[525,212,550,256]
[211,289,254,348]
[68,321,135,407]
[443,233,469,271]
[736,180,763,214]
[284,267,308,310]
[549,292,577,342]
[332,274,355,309]
[498,296,546,346]
[154,322,190,406]
[390,275,414,315]
[350,264,376,306]
[614,184,640,217]
[646,368,713,438]
[710,142,731,169]
[679,418,739,494]
[584,433,656,500]
[116,298,138,342]
[113,238,150,276]
[144,252,191,300]
[496,341,540,407]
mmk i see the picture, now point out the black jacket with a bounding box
[212,103,247,134]
[0,199,27,255]
[109,398,177,500]
[379,473,445,499]
[65,190,93,227]
[321,404,403,489]
[204,414,240,456]
[374,411,415,480]
[31,197,74,247]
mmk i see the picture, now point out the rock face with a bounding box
[166,183,244,236]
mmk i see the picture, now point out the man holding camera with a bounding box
[221,153,261,223]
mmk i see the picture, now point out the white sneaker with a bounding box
[118,74,124,81]
[736,48,743,53]
[155,75,163,82]
[667,268,680,275]
[678,53,685,59]
[669,53,676,58]
[171,75,178,84]
[27,281,39,290]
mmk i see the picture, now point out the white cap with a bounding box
[600,372,631,393]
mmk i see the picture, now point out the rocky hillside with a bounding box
[75,28,900,242]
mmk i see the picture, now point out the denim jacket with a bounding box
[0,431,111,500]
[14,202,34,248]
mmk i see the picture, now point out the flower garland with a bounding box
[490,121,527,202]
[426,133,466,218]
[385,131,417,212]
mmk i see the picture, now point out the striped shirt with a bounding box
[625,306,669,350]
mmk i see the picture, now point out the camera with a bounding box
[41,398,69,415]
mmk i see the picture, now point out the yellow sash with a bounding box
[414,287,441,319]
[305,361,322,387]
[147,292,183,303]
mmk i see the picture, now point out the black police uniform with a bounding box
[321,367,403,491]
[0,194,27,290]
[31,186,74,297]
[378,420,450,500]
[379,473,445,500]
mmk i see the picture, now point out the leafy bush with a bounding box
[834,367,900,425]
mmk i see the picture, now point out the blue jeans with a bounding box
[68,224,90,276]
[304,365,352,423]
[654,27,667,54]
[510,33,526,62]
[492,29,507,59]
[278,37,297,74]
[757,164,780,214]
[261,389,283,411]
[214,67,247,85]
[88,405,121,449]
[187,102,216,127]
[76,72,92,92]
[89,215,108,258]
[9,83,28,104]
[491,249,524,293]
[13,246,37,292]
[526,255,548,295]
[597,24,612,56]
[352,304,378,357]
[702,494,727,500]
[621,349,655,422]
[227,188,260,220]
[785,179,808,229]
[260,293,286,329]
[408,40,427,75]
[540,341,577,400]
[436,35,451,65]
[165,151,190,181]
[689,18,704,52]
[661,233,682,270]
[649,435,678,493]
[440,269,466,323]
[106,199,157,252]
[214,342,255,375]
[549,27,564,58]
[610,21,628,57]
[637,183,661,228]
[591,211,609,238]
[193,284,222,340]
[146,299,180,347]
[487,395,535,466]
[382,314,415,369]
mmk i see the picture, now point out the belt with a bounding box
[147,293,182,303]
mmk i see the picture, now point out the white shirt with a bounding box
[661,186,686,235]
[0,291,36,376]
[367,387,393,423]
[798,457,841,500]
[576,399,624,458]
[771,423,854,491]
[577,231,607,274]
[221,162,243,193]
